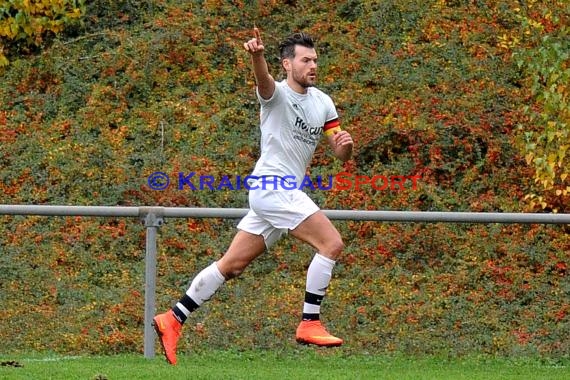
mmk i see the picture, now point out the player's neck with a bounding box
[286,78,309,95]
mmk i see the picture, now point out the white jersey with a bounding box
[250,80,340,184]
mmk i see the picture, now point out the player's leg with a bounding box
[153,203,283,365]
[246,187,345,345]
[153,229,266,365]
[172,230,266,323]
[216,230,267,279]
[289,210,345,347]
[289,210,344,260]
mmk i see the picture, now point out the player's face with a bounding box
[288,45,318,88]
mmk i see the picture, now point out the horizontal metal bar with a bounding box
[0,205,569,224]
[0,205,140,217]
[162,207,248,219]
[322,210,570,224]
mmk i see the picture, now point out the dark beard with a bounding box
[292,70,316,88]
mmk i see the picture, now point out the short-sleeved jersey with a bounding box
[250,80,340,184]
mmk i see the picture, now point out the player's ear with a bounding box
[282,58,291,72]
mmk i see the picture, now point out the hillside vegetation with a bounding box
[0,0,568,357]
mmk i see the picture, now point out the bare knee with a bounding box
[224,266,244,280]
[321,238,345,260]
[217,231,266,280]
[217,258,248,280]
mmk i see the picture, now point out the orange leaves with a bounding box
[0,110,8,126]
[0,167,32,198]
[99,219,127,239]
[1,0,569,358]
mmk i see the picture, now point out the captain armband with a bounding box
[323,118,341,137]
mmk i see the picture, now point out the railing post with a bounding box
[140,207,164,359]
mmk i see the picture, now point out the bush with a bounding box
[0,0,568,358]
[0,0,85,66]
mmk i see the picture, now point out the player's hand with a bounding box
[243,27,265,56]
[333,130,353,148]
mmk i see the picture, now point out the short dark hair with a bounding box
[278,32,315,61]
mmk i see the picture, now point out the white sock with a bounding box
[184,262,225,309]
[303,253,335,318]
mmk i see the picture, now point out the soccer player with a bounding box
[153,28,354,365]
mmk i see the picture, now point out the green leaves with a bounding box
[514,16,569,210]
[0,0,568,357]
[0,0,86,67]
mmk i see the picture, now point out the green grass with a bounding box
[1,349,568,380]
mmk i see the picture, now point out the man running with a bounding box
[153,28,354,365]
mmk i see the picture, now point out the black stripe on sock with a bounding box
[172,294,199,324]
[180,294,200,312]
[171,306,186,324]
[304,291,324,306]
[302,313,320,321]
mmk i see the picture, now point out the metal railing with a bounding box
[1,204,569,358]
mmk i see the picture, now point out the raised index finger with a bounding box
[254,27,261,43]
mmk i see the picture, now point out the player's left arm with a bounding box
[324,120,353,162]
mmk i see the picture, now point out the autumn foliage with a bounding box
[0,0,85,66]
[0,0,568,358]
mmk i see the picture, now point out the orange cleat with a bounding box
[152,310,182,365]
[295,320,343,347]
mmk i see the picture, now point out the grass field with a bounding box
[1,349,568,380]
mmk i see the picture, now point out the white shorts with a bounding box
[236,183,320,249]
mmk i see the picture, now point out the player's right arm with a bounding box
[243,27,275,100]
